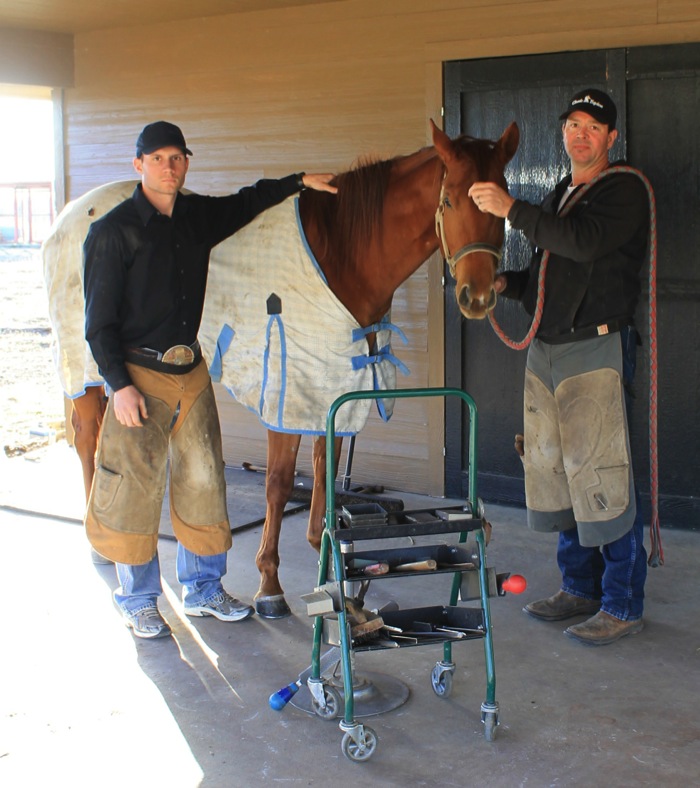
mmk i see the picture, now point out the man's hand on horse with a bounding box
[302,173,338,194]
[114,385,149,428]
[468,181,514,218]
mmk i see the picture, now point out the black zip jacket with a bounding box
[501,161,650,342]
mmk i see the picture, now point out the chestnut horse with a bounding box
[43,120,518,618]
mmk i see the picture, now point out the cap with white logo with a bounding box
[560,89,617,130]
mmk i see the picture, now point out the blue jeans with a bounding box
[114,545,227,614]
[557,497,647,620]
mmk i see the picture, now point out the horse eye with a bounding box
[444,195,452,208]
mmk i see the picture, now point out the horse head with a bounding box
[432,120,519,319]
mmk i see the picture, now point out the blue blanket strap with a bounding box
[352,320,408,346]
[351,345,410,377]
[260,314,287,428]
[209,324,235,382]
[374,365,393,422]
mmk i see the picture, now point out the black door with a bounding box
[444,44,700,529]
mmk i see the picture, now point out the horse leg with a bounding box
[71,386,107,503]
[254,430,302,619]
[308,435,343,551]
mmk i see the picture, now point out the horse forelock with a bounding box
[452,135,503,181]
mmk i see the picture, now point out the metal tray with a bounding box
[344,543,479,579]
[340,502,388,527]
[322,604,486,650]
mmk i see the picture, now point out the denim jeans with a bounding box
[557,494,647,620]
[114,544,227,614]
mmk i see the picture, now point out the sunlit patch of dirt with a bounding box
[0,246,67,457]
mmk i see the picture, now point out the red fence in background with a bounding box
[0,182,55,245]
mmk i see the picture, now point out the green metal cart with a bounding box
[305,387,505,762]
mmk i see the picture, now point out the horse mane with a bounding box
[299,134,501,274]
[299,155,394,271]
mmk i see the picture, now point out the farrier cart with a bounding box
[300,387,511,762]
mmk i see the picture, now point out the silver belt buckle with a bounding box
[161,344,195,365]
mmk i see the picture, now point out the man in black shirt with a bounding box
[468,90,649,646]
[83,120,336,638]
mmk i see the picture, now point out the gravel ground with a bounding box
[0,245,67,456]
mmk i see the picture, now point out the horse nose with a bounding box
[457,284,497,318]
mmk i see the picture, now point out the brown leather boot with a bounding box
[565,611,644,646]
[523,590,600,622]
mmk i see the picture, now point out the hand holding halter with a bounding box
[435,183,503,279]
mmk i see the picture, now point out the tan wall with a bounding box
[0,28,73,87]
[60,0,700,494]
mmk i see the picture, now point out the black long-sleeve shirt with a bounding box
[84,175,302,391]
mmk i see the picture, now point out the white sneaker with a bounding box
[123,606,172,639]
[184,590,254,622]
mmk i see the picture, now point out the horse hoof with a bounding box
[255,595,292,619]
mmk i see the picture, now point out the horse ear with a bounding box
[498,122,520,164]
[431,119,454,163]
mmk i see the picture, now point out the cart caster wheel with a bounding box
[311,686,341,720]
[430,663,454,698]
[341,726,378,762]
[482,711,499,741]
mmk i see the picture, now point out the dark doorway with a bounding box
[444,44,700,530]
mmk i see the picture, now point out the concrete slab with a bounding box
[1,442,699,786]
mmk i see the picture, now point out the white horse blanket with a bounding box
[43,181,408,435]
[43,182,136,398]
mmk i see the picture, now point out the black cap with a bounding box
[135,121,193,157]
[559,89,617,130]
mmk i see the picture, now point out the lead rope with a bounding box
[488,166,663,566]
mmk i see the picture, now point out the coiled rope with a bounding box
[488,166,663,566]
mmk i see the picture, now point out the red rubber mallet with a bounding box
[501,574,527,594]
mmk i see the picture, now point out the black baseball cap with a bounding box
[136,121,193,157]
[559,89,617,130]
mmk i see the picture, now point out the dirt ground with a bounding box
[0,245,67,457]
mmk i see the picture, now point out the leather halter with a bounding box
[435,183,502,277]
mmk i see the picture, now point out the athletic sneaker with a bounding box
[123,606,172,639]
[184,590,254,622]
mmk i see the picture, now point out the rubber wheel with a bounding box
[483,711,498,741]
[430,665,453,698]
[341,726,378,762]
[311,686,341,720]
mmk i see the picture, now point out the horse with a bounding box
[43,120,519,618]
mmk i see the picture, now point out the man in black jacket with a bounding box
[468,89,649,645]
[83,120,336,638]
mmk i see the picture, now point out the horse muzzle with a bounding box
[457,282,498,320]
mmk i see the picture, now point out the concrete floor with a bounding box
[1,442,699,787]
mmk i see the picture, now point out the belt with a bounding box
[125,340,201,369]
[539,319,629,345]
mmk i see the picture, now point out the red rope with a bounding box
[489,166,663,566]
